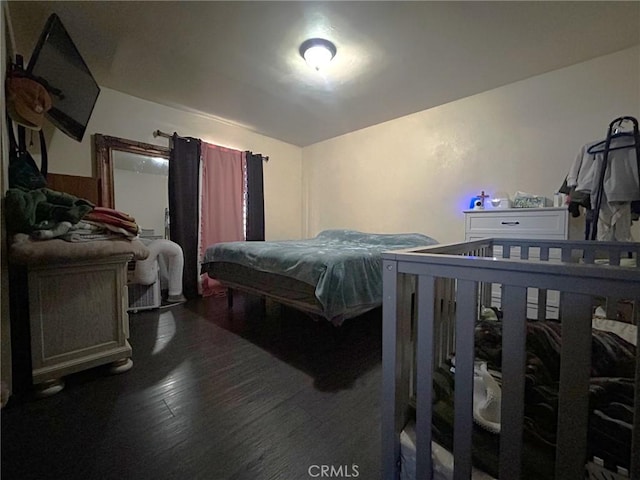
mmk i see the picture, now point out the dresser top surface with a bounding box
[463,207,567,214]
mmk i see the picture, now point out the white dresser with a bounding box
[464,207,570,241]
[464,207,571,318]
[28,255,133,396]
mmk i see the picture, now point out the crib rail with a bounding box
[382,238,640,480]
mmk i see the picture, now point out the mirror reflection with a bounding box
[112,150,169,239]
[94,134,171,239]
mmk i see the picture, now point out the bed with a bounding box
[201,229,437,324]
[381,238,639,480]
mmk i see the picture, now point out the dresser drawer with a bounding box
[465,208,568,239]
[465,208,569,321]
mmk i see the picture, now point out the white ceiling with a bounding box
[7,1,640,147]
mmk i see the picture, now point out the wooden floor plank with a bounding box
[1,294,382,480]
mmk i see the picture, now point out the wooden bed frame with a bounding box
[381,238,640,480]
[206,262,339,321]
[208,262,323,316]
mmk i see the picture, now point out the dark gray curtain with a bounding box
[245,151,265,241]
[169,135,201,298]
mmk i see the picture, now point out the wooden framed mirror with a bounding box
[94,134,171,237]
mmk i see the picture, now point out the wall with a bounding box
[43,87,303,241]
[302,46,640,243]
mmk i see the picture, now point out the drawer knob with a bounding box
[501,221,520,225]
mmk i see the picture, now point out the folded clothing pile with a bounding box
[5,187,93,233]
[5,188,140,242]
[81,207,140,239]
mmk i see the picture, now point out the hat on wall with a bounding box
[6,76,52,130]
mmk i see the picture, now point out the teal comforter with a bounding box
[202,229,437,321]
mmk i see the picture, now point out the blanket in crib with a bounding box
[433,319,636,479]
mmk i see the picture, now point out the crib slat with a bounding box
[539,246,549,262]
[434,279,443,367]
[536,288,547,321]
[606,297,621,320]
[500,285,528,480]
[556,292,592,480]
[632,314,640,479]
[446,278,456,364]
[416,275,436,480]
[453,279,477,480]
[382,262,412,480]
[583,248,595,264]
[381,260,398,480]
[438,277,455,367]
[609,252,621,266]
[537,248,550,321]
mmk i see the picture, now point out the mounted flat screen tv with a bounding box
[27,13,100,142]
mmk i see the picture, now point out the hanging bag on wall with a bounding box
[6,74,52,190]
[7,116,48,190]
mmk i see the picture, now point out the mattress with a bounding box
[202,229,437,321]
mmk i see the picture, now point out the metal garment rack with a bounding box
[589,116,640,240]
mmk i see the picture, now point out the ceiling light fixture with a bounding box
[299,38,337,71]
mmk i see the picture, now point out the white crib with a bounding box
[381,238,640,480]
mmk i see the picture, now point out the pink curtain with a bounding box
[199,143,246,296]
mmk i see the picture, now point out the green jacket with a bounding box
[5,187,94,234]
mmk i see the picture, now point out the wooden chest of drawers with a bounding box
[464,207,571,318]
[28,255,133,396]
[464,207,569,241]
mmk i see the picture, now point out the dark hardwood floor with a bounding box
[1,294,384,480]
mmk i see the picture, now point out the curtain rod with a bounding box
[153,129,269,161]
[153,129,179,139]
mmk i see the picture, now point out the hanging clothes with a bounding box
[596,194,633,241]
[567,140,599,195]
[567,133,639,241]
[570,136,638,204]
